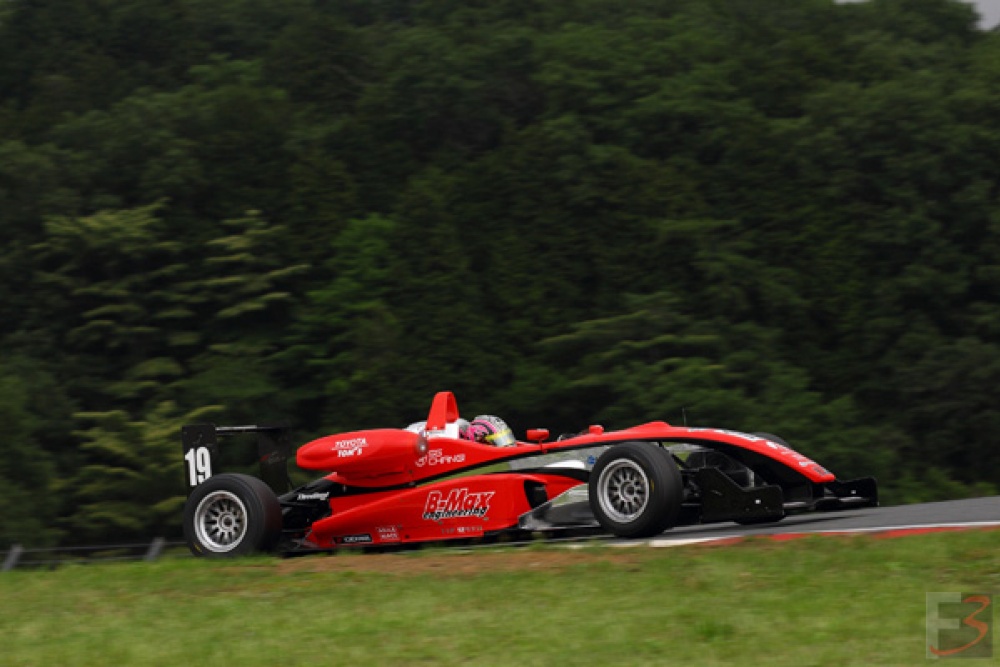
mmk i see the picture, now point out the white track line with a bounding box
[642,520,1000,548]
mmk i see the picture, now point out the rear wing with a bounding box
[181,424,294,495]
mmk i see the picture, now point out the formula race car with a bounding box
[180,391,878,557]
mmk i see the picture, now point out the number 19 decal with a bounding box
[184,446,213,487]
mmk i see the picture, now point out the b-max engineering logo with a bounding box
[927,592,993,659]
[422,488,494,521]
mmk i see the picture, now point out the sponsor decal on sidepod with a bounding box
[422,488,494,521]
[376,526,401,542]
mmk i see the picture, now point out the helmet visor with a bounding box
[485,426,516,447]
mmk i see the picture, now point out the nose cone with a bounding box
[297,431,368,470]
[296,429,419,472]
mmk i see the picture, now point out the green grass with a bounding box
[2,530,1000,666]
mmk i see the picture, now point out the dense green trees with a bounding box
[1,0,998,546]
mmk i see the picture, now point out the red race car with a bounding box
[180,391,877,557]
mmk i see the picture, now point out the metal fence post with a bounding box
[2,544,24,572]
[144,537,165,562]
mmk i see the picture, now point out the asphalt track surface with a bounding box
[636,495,1000,547]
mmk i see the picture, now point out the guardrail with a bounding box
[1,538,186,571]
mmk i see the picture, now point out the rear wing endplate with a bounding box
[181,424,293,495]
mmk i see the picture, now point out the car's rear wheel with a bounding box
[589,442,683,538]
[183,473,282,557]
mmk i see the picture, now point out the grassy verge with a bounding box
[2,530,999,666]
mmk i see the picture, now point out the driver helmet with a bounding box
[467,415,516,447]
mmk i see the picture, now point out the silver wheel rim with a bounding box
[194,490,248,552]
[597,459,650,523]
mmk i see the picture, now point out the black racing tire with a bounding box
[183,473,283,558]
[589,442,683,539]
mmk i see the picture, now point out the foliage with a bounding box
[64,402,220,544]
[0,0,997,544]
[0,359,64,548]
[3,531,1000,665]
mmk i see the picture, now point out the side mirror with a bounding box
[526,428,549,443]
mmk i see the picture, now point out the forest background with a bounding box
[1,0,999,548]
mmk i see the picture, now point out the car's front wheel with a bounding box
[183,473,282,557]
[589,442,683,538]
